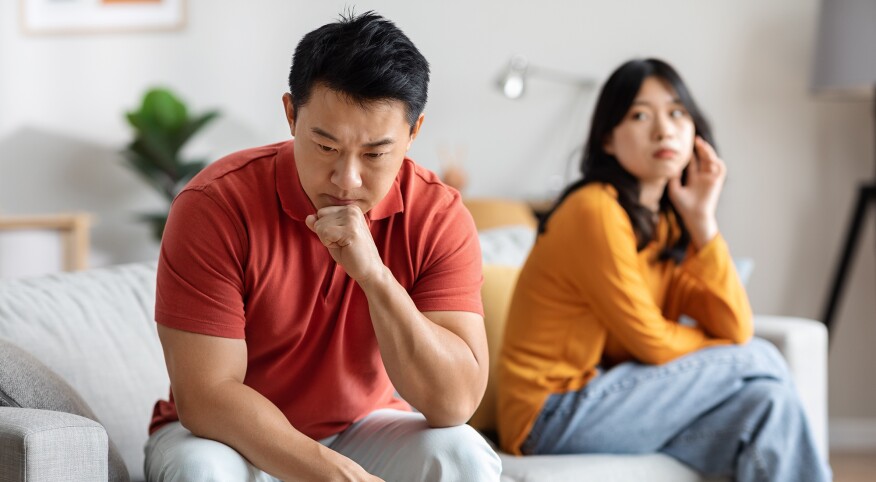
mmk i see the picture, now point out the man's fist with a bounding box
[305,205,385,283]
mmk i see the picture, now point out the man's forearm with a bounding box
[357,266,487,427]
[177,380,362,481]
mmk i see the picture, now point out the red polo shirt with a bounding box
[149,140,483,439]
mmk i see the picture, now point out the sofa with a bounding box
[0,200,828,481]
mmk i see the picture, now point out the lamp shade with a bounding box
[811,0,876,98]
[497,56,529,99]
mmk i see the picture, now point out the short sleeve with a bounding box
[155,189,248,338]
[409,196,484,316]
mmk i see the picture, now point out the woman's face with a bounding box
[604,76,695,186]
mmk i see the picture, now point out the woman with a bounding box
[497,58,831,481]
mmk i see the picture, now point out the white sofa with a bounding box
[0,258,828,481]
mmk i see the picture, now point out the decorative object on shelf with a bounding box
[438,143,469,193]
[0,213,91,278]
[122,87,219,241]
[20,0,186,35]
[811,0,876,337]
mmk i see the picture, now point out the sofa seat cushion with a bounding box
[498,450,727,482]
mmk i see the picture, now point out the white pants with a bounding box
[144,409,502,482]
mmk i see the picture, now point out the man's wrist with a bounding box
[356,264,394,293]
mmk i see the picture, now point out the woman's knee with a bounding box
[739,378,804,424]
[736,338,792,382]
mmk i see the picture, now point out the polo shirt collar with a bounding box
[276,140,404,222]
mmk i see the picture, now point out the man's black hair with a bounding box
[288,11,430,127]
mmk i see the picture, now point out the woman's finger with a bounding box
[697,137,721,165]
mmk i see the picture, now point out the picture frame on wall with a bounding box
[20,0,186,35]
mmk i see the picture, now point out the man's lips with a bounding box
[653,148,678,159]
[325,195,359,206]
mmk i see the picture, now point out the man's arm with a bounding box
[157,324,381,482]
[361,271,489,427]
[306,207,489,427]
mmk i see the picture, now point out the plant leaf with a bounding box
[174,111,220,149]
[141,88,188,132]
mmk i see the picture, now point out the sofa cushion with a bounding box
[0,262,167,482]
[479,225,537,267]
[469,264,521,432]
[0,339,129,481]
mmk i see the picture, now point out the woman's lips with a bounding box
[653,148,678,160]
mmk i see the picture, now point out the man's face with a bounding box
[284,84,423,214]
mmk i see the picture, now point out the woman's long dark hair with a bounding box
[538,58,715,263]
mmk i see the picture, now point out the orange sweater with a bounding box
[497,183,753,454]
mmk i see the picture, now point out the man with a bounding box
[144,11,501,482]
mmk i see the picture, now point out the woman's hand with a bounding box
[668,136,725,249]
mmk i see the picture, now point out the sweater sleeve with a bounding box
[666,234,754,344]
[556,189,717,365]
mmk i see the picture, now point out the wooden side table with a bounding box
[0,213,92,271]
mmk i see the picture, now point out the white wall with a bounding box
[2,0,874,437]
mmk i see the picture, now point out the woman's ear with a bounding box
[603,134,615,155]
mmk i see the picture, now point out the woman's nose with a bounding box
[654,115,675,140]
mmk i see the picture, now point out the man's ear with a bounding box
[282,93,296,136]
[407,113,426,150]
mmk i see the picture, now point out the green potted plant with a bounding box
[122,88,219,241]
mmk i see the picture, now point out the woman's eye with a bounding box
[670,109,687,118]
[631,112,648,121]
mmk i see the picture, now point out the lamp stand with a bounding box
[821,83,876,339]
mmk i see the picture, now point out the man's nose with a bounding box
[331,156,363,190]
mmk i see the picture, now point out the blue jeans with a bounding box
[521,338,831,482]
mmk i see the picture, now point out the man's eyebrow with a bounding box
[363,138,395,148]
[310,127,395,148]
[310,127,338,142]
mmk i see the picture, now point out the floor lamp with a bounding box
[812,0,876,336]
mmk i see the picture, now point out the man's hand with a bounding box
[668,136,725,249]
[306,206,385,283]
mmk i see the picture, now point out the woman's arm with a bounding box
[666,136,753,343]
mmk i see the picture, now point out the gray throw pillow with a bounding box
[0,339,130,482]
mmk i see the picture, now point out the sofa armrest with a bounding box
[0,407,108,481]
[753,315,828,458]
